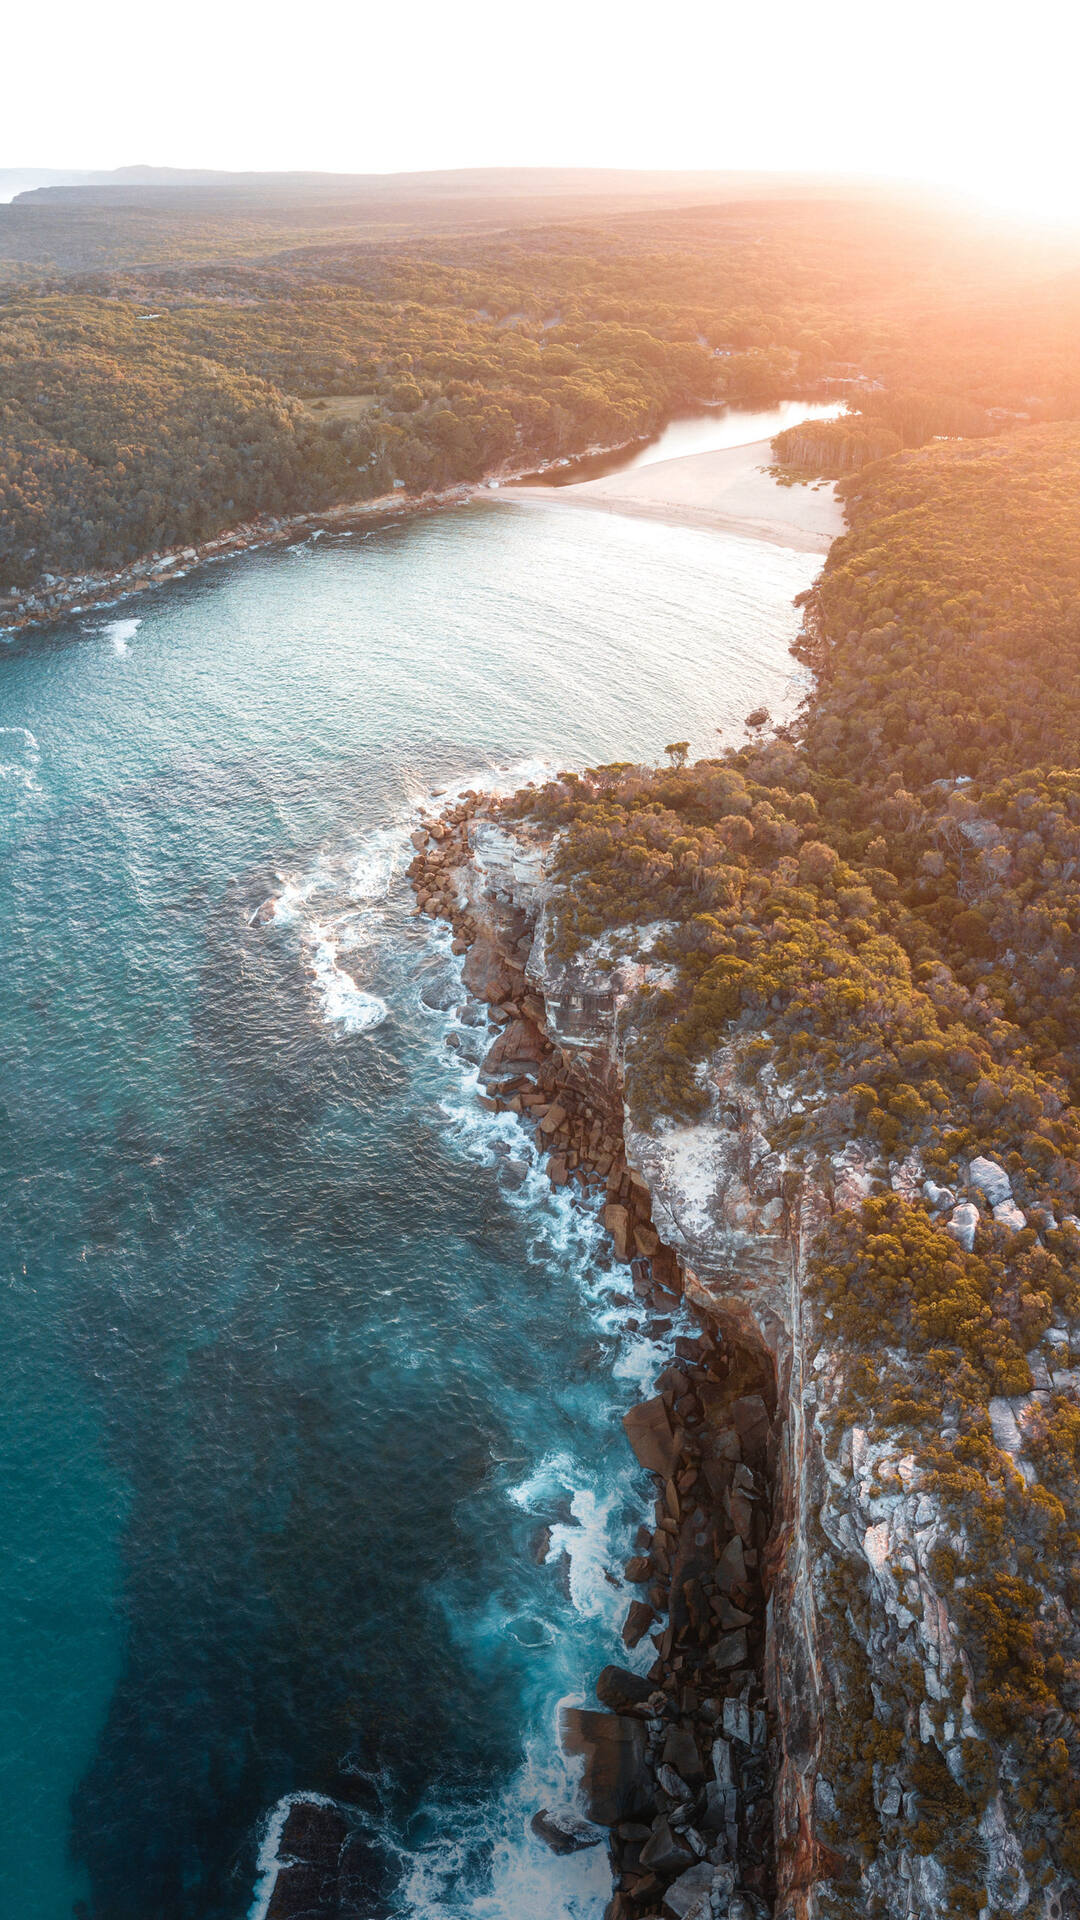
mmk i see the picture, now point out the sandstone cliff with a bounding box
[450,805,1072,1920]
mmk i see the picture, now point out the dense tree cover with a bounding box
[7,190,1080,589]
[508,420,1080,1907]
[0,301,350,581]
[771,415,902,474]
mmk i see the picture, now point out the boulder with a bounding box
[662,1861,717,1919]
[603,1202,634,1261]
[946,1201,980,1252]
[462,937,514,1003]
[560,1707,651,1824]
[622,1396,680,1478]
[595,1664,654,1712]
[481,1017,546,1073]
[968,1155,1012,1207]
[621,1600,655,1648]
[731,1395,770,1467]
[716,1537,747,1592]
[530,1807,605,1854]
[993,1199,1027,1233]
[640,1818,696,1874]
[662,1723,704,1783]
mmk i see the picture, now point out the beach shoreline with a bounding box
[2,429,843,641]
[502,436,845,553]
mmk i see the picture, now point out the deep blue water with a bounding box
[0,482,819,1920]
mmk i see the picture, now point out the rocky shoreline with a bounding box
[257,768,1075,1920]
[406,795,780,1920]
[0,433,656,638]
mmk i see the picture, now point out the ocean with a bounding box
[0,446,822,1918]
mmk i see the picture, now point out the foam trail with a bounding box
[0,725,42,793]
[245,766,687,1916]
[309,921,388,1032]
[253,820,413,1028]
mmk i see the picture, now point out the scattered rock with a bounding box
[715,1536,747,1591]
[603,1202,634,1261]
[713,1627,748,1670]
[662,1723,704,1783]
[662,1860,717,1919]
[622,1599,656,1648]
[731,1396,770,1467]
[946,1200,980,1251]
[641,1818,696,1875]
[968,1155,1012,1206]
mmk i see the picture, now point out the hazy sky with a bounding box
[7,0,1079,222]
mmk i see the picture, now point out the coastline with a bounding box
[1,426,840,640]
[502,438,844,554]
[0,431,652,639]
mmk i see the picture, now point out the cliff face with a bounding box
[460,813,1063,1920]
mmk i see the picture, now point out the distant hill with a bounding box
[10,164,926,222]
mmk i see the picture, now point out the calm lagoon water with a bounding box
[0,458,821,1920]
[517,397,843,485]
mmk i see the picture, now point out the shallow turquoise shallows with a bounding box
[0,478,819,1920]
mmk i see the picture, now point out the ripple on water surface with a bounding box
[0,493,821,1917]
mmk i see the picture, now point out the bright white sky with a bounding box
[7,0,1080,225]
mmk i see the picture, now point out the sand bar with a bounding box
[502,436,844,552]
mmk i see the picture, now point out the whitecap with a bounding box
[103,616,140,655]
[309,923,388,1032]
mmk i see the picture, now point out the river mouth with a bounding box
[507,400,846,489]
[0,483,818,1919]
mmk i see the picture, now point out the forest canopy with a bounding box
[6,190,1080,588]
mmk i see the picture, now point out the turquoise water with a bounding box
[0,488,819,1919]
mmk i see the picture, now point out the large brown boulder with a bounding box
[595,1664,654,1712]
[603,1202,633,1261]
[732,1394,771,1468]
[560,1707,652,1824]
[462,936,514,1004]
[481,1016,546,1074]
[621,1600,655,1648]
[622,1395,679,1478]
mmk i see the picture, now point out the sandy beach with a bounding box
[503,436,844,552]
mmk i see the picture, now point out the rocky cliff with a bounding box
[422,799,1075,1920]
